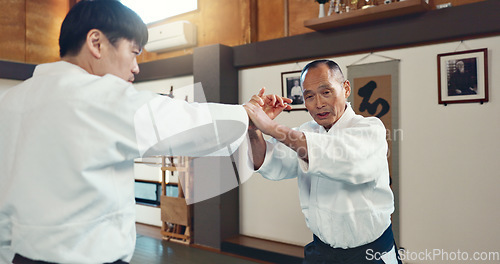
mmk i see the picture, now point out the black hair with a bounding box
[300,59,345,86]
[59,0,148,57]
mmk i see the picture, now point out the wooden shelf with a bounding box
[304,0,430,31]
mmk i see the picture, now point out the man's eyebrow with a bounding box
[318,84,333,90]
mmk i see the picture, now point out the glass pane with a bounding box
[166,185,179,197]
[135,182,159,201]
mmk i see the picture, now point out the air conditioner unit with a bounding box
[145,21,197,53]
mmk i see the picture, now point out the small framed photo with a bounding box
[437,48,488,105]
[281,70,306,111]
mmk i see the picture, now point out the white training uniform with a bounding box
[257,103,394,249]
[0,61,248,263]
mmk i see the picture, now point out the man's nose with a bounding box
[132,59,140,75]
[315,95,325,108]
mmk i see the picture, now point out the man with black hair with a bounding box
[244,59,402,264]
[0,1,275,263]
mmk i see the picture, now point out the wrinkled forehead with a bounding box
[302,65,342,89]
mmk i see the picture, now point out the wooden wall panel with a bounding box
[288,0,317,36]
[257,0,285,42]
[25,0,69,64]
[0,0,26,62]
[198,0,250,47]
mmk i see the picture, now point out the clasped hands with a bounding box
[243,87,292,135]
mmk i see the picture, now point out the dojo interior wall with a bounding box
[238,35,500,263]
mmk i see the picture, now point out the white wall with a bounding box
[239,35,500,263]
[239,65,313,246]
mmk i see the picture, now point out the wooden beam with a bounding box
[0,60,35,80]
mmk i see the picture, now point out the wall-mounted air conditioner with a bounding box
[145,21,197,53]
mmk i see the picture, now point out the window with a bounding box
[134,180,179,206]
[120,0,198,24]
[134,180,161,206]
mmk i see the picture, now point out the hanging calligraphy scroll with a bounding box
[347,59,400,244]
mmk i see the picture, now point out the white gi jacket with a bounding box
[257,103,394,249]
[0,61,248,263]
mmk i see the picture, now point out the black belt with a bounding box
[13,254,129,264]
[304,224,397,264]
[313,224,395,255]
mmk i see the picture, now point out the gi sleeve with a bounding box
[256,137,301,181]
[134,95,249,157]
[300,117,388,185]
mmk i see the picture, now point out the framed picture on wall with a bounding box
[281,70,306,111]
[437,48,488,105]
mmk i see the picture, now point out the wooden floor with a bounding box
[222,235,304,264]
[223,235,303,258]
[131,223,271,264]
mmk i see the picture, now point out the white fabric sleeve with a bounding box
[134,96,248,157]
[255,138,300,181]
[301,117,388,185]
[0,215,13,263]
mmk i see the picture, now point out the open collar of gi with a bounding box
[318,102,355,134]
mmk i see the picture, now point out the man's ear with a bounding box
[86,29,103,59]
[343,80,351,98]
